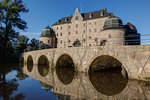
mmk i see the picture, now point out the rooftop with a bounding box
[52,8,113,26]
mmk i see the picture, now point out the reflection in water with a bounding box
[89,55,128,96]
[0,64,26,100]
[56,54,75,85]
[89,70,128,96]
[27,56,33,72]
[38,65,49,77]
[38,55,49,77]
[56,67,75,85]
[40,81,52,92]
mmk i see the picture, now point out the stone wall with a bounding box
[23,45,150,80]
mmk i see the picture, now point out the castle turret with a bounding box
[39,26,57,48]
[100,16,125,46]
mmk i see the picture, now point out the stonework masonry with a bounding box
[23,45,150,81]
[52,8,127,48]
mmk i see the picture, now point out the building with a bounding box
[40,8,140,48]
[39,26,57,48]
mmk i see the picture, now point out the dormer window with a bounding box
[57,20,61,24]
[100,11,104,17]
[75,16,78,20]
[89,13,93,18]
[65,18,68,22]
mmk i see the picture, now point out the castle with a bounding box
[39,8,140,48]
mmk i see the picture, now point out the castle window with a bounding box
[83,23,86,26]
[89,13,93,18]
[57,33,58,36]
[75,16,78,20]
[95,38,97,41]
[68,32,71,35]
[76,24,78,28]
[83,30,85,33]
[48,40,50,43]
[76,31,78,34]
[89,29,91,33]
[61,27,62,29]
[69,25,71,29]
[95,21,97,25]
[100,11,104,17]
[60,33,62,36]
[89,44,91,46]
[57,27,58,30]
[95,28,97,32]
[68,40,70,43]
[60,40,62,44]
[65,18,68,22]
[89,36,91,39]
[89,22,91,25]
[108,34,111,38]
[83,38,86,42]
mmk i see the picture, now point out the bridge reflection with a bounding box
[23,64,150,100]
[56,54,76,85]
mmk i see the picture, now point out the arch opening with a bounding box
[56,54,75,85]
[38,55,49,77]
[88,55,128,96]
[27,55,33,72]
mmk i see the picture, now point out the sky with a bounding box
[20,0,150,43]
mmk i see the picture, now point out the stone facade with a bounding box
[51,8,140,48]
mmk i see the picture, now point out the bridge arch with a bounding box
[87,55,129,78]
[27,55,34,72]
[37,55,50,77]
[55,53,76,85]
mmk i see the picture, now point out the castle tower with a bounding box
[100,16,125,46]
[39,26,57,48]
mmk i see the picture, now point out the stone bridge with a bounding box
[23,45,150,80]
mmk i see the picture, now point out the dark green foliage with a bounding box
[16,35,29,53]
[29,38,39,48]
[0,0,28,56]
[0,63,26,100]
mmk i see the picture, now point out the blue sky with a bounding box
[20,0,150,43]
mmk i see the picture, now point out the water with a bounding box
[0,64,150,100]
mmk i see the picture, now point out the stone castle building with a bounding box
[39,8,140,48]
[39,26,57,48]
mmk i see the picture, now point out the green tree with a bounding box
[16,35,29,53]
[29,38,39,48]
[0,0,28,56]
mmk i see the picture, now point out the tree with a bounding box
[29,38,39,48]
[16,35,29,53]
[0,0,28,56]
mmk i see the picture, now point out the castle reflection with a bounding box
[23,64,150,100]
